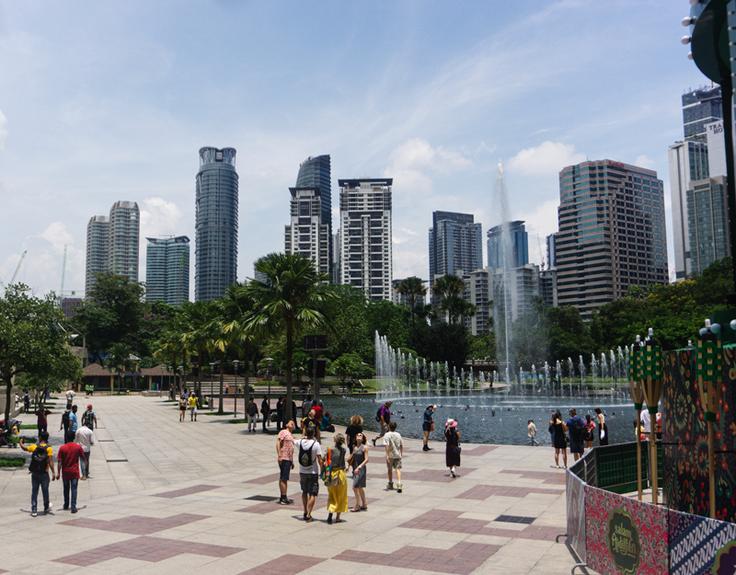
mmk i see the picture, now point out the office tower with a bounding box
[682,86,722,142]
[461,268,491,336]
[195,147,238,302]
[556,160,668,320]
[145,236,190,305]
[487,221,529,270]
[687,176,731,275]
[296,155,332,278]
[108,201,140,282]
[338,178,392,300]
[539,268,558,308]
[85,215,110,295]
[705,120,727,177]
[284,187,330,276]
[546,233,558,269]
[428,211,482,281]
[669,140,710,279]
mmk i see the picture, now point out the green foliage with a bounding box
[432,274,474,324]
[328,352,373,388]
[410,321,469,370]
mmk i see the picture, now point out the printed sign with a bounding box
[607,508,641,575]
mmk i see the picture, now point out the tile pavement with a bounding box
[0,395,581,574]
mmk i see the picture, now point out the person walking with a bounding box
[74,421,96,479]
[246,398,258,433]
[595,407,609,446]
[549,410,568,468]
[527,419,538,446]
[345,415,363,454]
[566,409,585,462]
[261,396,271,432]
[36,406,50,437]
[69,405,79,434]
[372,400,392,446]
[296,426,323,522]
[81,404,97,430]
[422,405,436,451]
[178,394,187,422]
[65,388,75,409]
[187,393,198,422]
[276,420,295,505]
[60,406,71,437]
[348,432,369,512]
[22,391,30,414]
[56,432,84,513]
[19,432,54,517]
[326,433,348,524]
[383,421,403,493]
[445,419,461,477]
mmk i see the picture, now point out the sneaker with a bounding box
[63,506,69,511]
[397,484,403,493]
[44,503,53,514]
[327,513,333,525]
[71,508,78,514]
[386,482,394,490]
[31,511,38,517]
[305,515,313,523]
[278,497,288,505]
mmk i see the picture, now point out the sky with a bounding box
[0,0,710,298]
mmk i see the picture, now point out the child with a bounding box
[527,419,538,446]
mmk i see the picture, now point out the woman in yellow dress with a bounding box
[327,433,348,524]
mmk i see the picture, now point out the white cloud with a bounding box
[139,197,183,239]
[508,141,585,177]
[634,154,655,169]
[39,222,74,254]
[518,199,559,266]
[0,109,7,150]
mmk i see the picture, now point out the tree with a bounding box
[329,353,373,390]
[0,285,81,422]
[432,274,474,324]
[396,276,427,326]
[243,253,334,425]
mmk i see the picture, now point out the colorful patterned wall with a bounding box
[662,348,736,522]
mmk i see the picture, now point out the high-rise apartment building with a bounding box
[487,221,529,270]
[296,155,332,278]
[428,211,482,281]
[539,268,558,308]
[490,264,540,322]
[337,178,392,300]
[687,176,731,275]
[195,147,238,302]
[145,236,190,306]
[461,268,491,336]
[556,160,668,320]
[85,215,110,295]
[108,201,140,282]
[284,187,330,276]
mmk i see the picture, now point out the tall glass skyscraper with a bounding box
[195,147,238,302]
[146,236,190,305]
[428,211,482,280]
[487,221,529,270]
[296,155,331,227]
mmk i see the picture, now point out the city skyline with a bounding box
[0,2,707,297]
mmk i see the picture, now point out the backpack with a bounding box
[299,440,315,468]
[375,407,382,422]
[29,445,49,473]
[82,411,93,428]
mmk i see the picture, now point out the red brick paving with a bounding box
[334,541,501,575]
[400,467,477,482]
[456,484,562,500]
[244,472,281,485]
[61,513,208,534]
[238,554,325,574]
[462,445,498,456]
[153,484,220,498]
[56,535,243,566]
[499,469,566,484]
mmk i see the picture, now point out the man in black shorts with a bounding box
[295,426,323,522]
[276,420,295,505]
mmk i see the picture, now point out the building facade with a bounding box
[556,160,668,320]
[338,178,392,300]
[195,147,238,301]
[682,86,722,142]
[546,233,558,269]
[296,155,332,277]
[108,201,140,282]
[487,220,529,270]
[428,211,482,281]
[687,176,731,275]
[461,268,491,336]
[539,268,558,308]
[85,215,110,295]
[145,236,190,306]
[490,264,540,322]
[284,187,330,276]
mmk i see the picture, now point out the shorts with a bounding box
[422,422,432,432]
[190,407,197,413]
[389,457,402,470]
[279,460,292,482]
[300,473,319,496]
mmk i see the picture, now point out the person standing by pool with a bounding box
[584,414,596,450]
[445,419,461,477]
[549,411,568,468]
[326,433,348,524]
[595,407,608,446]
[527,419,538,446]
[348,432,368,512]
[345,415,363,454]
[565,409,585,462]
[261,396,271,432]
[422,405,436,451]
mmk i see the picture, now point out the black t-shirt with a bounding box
[345,424,363,447]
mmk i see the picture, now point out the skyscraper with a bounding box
[195,147,238,302]
[296,155,332,279]
[85,215,110,295]
[284,187,330,276]
[146,236,190,306]
[428,211,482,281]
[682,86,722,142]
[556,160,668,320]
[108,201,140,282]
[461,268,491,336]
[338,178,392,300]
[546,233,558,269]
[687,176,731,275]
[487,221,529,270]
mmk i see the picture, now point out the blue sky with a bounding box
[0,0,709,296]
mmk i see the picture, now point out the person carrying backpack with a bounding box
[81,404,97,430]
[19,431,54,517]
[565,409,586,462]
[295,426,323,523]
[372,400,393,447]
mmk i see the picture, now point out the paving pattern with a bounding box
[0,395,581,574]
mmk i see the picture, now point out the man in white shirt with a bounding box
[294,426,323,522]
[74,422,96,480]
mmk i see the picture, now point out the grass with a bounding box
[0,457,25,468]
[19,424,38,430]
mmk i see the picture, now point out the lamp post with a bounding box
[264,357,274,417]
[696,318,722,518]
[209,361,216,410]
[641,328,663,505]
[232,360,240,419]
[628,335,645,501]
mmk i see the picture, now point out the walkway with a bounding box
[0,396,579,574]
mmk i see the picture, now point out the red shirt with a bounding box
[58,442,84,480]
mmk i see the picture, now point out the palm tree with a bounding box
[397,276,426,325]
[432,274,468,324]
[243,253,333,425]
[178,301,215,395]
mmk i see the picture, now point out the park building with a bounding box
[145,236,190,306]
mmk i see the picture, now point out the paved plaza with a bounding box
[0,396,578,574]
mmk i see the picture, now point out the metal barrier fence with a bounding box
[566,442,736,575]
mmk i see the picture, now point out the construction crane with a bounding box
[59,244,68,298]
[9,250,27,285]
